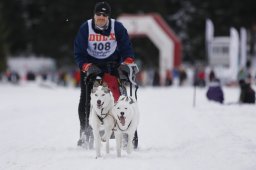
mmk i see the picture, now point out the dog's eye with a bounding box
[102,94,105,96]
[95,94,98,97]
[125,108,127,110]
[117,107,120,109]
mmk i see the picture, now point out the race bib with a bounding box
[87,19,117,59]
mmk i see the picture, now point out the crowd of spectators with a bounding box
[0,64,255,105]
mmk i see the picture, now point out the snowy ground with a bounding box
[0,83,256,170]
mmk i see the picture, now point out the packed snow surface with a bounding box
[0,83,256,170]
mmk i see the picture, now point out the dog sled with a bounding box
[80,62,139,150]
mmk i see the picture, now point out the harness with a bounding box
[115,120,132,132]
[95,107,132,132]
[95,108,116,132]
[96,108,112,124]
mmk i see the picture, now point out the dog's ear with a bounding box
[91,87,97,93]
[102,82,110,93]
[92,82,100,93]
[103,87,110,93]
[129,97,135,104]
[102,82,108,88]
[125,96,129,102]
[93,81,100,87]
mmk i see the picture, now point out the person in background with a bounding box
[206,70,224,104]
[179,67,187,86]
[74,1,137,146]
[165,69,173,86]
[237,61,255,104]
[152,69,160,86]
[193,66,206,87]
[239,74,255,104]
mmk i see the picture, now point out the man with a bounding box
[74,1,137,147]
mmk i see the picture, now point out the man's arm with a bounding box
[74,22,89,69]
[115,21,134,62]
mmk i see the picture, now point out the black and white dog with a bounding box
[89,82,115,158]
[112,95,140,157]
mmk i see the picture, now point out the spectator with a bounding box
[179,67,187,86]
[206,70,224,103]
[26,71,36,81]
[6,71,20,84]
[239,74,255,104]
[165,69,173,86]
[73,69,81,87]
[238,61,255,104]
[152,70,160,86]
[193,66,206,87]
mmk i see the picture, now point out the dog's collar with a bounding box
[115,120,132,132]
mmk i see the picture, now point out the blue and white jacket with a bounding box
[74,18,134,70]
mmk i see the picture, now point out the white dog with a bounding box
[112,95,140,157]
[89,82,115,158]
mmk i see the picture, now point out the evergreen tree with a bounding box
[1,0,256,67]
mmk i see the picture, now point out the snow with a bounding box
[0,83,256,170]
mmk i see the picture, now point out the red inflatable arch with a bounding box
[118,13,182,84]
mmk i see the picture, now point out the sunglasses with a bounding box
[95,12,108,17]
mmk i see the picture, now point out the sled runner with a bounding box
[81,62,139,149]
